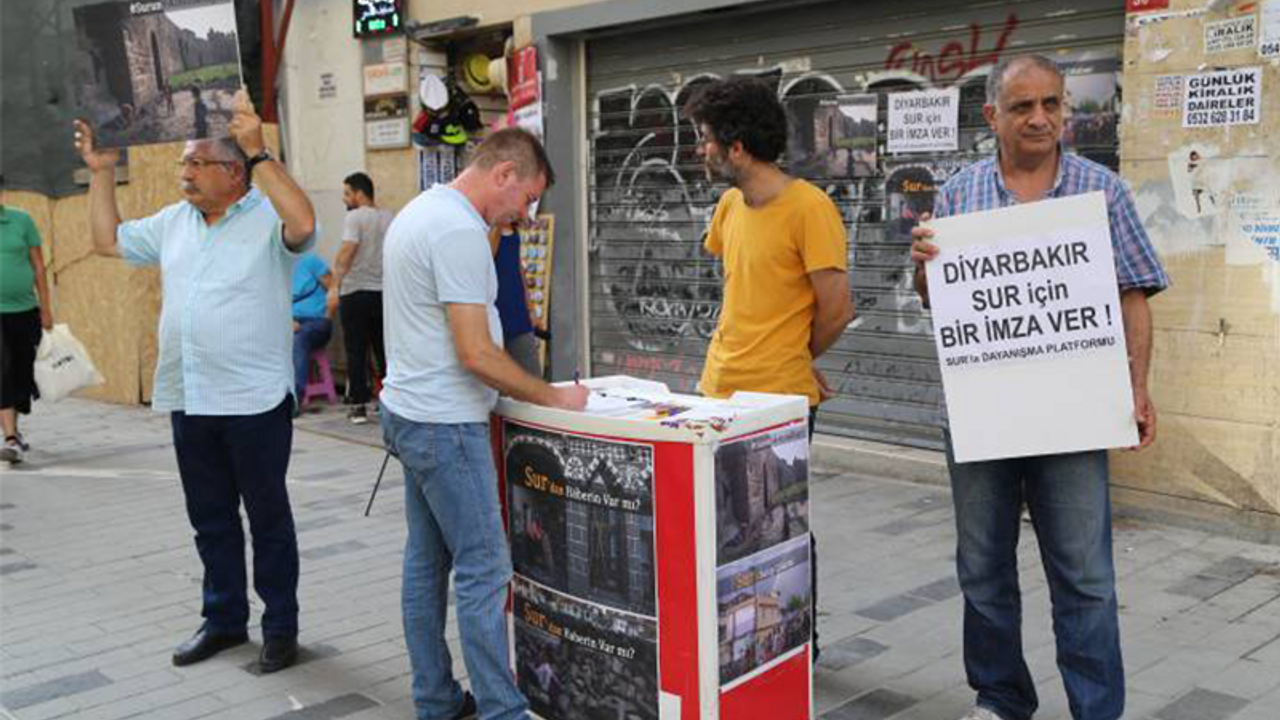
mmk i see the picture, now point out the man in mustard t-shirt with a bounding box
[683,77,855,661]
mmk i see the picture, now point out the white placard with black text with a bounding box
[924,192,1137,462]
[887,88,959,154]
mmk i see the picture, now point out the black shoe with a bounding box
[172,627,249,666]
[258,635,299,673]
[347,404,368,425]
[443,692,477,720]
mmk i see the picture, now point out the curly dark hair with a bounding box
[682,76,787,164]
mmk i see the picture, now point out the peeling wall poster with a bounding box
[1154,74,1184,111]
[1182,66,1261,128]
[1204,16,1256,54]
[1261,0,1280,59]
[1239,209,1280,261]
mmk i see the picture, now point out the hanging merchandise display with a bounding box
[460,52,497,94]
[412,70,485,148]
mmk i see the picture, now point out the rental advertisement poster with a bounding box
[923,192,1137,462]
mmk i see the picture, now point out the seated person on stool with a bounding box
[292,252,336,411]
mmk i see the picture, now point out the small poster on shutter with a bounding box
[887,88,959,154]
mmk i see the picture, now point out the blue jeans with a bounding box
[292,317,332,398]
[382,410,528,720]
[945,435,1123,720]
[171,397,299,638]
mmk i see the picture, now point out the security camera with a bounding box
[1206,0,1238,12]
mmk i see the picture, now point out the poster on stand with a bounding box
[72,0,242,148]
[505,422,656,615]
[714,422,809,567]
[513,578,659,720]
[717,535,812,685]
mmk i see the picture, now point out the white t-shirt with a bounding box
[379,185,503,424]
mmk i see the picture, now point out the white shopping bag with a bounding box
[33,324,104,402]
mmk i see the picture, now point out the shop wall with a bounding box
[279,0,365,260]
[1114,1,1280,528]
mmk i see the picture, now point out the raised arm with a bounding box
[73,120,123,258]
[228,89,315,248]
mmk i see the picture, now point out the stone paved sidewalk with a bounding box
[2,399,1278,720]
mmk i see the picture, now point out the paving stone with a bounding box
[0,560,36,576]
[906,576,961,602]
[262,692,381,720]
[818,637,890,671]
[855,594,933,622]
[823,688,918,720]
[5,398,1280,720]
[300,540,370,561]
[0,670,112,711]
[241,643,342,676]
[295,515,345,533]
[1154,688,1251,720]
[1166,573,1240,600]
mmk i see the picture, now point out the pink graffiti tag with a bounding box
[883,13,1019,85]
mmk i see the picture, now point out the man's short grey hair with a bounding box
[208,137,248,164]
[985,54,1064,106]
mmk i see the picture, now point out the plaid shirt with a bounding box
[934,152,1170,294]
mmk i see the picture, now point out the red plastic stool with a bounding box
[303,349,339,406]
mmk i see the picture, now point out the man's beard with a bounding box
[705,155,740,187]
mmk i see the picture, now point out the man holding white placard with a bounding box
[911,55,1168,720]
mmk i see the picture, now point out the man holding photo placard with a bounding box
[911,55,1168,720]
[76,88,315,674]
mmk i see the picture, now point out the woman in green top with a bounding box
[0,197,54,464]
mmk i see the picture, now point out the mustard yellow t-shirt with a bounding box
[700,180,848,406]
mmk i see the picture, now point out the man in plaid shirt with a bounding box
[911,55,1169,720]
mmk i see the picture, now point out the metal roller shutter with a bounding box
[584,0,1126,449]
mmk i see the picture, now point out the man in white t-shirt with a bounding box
[381,128,587,720]
[330,172,394,424]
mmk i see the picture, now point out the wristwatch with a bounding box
[246,149,272,175]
